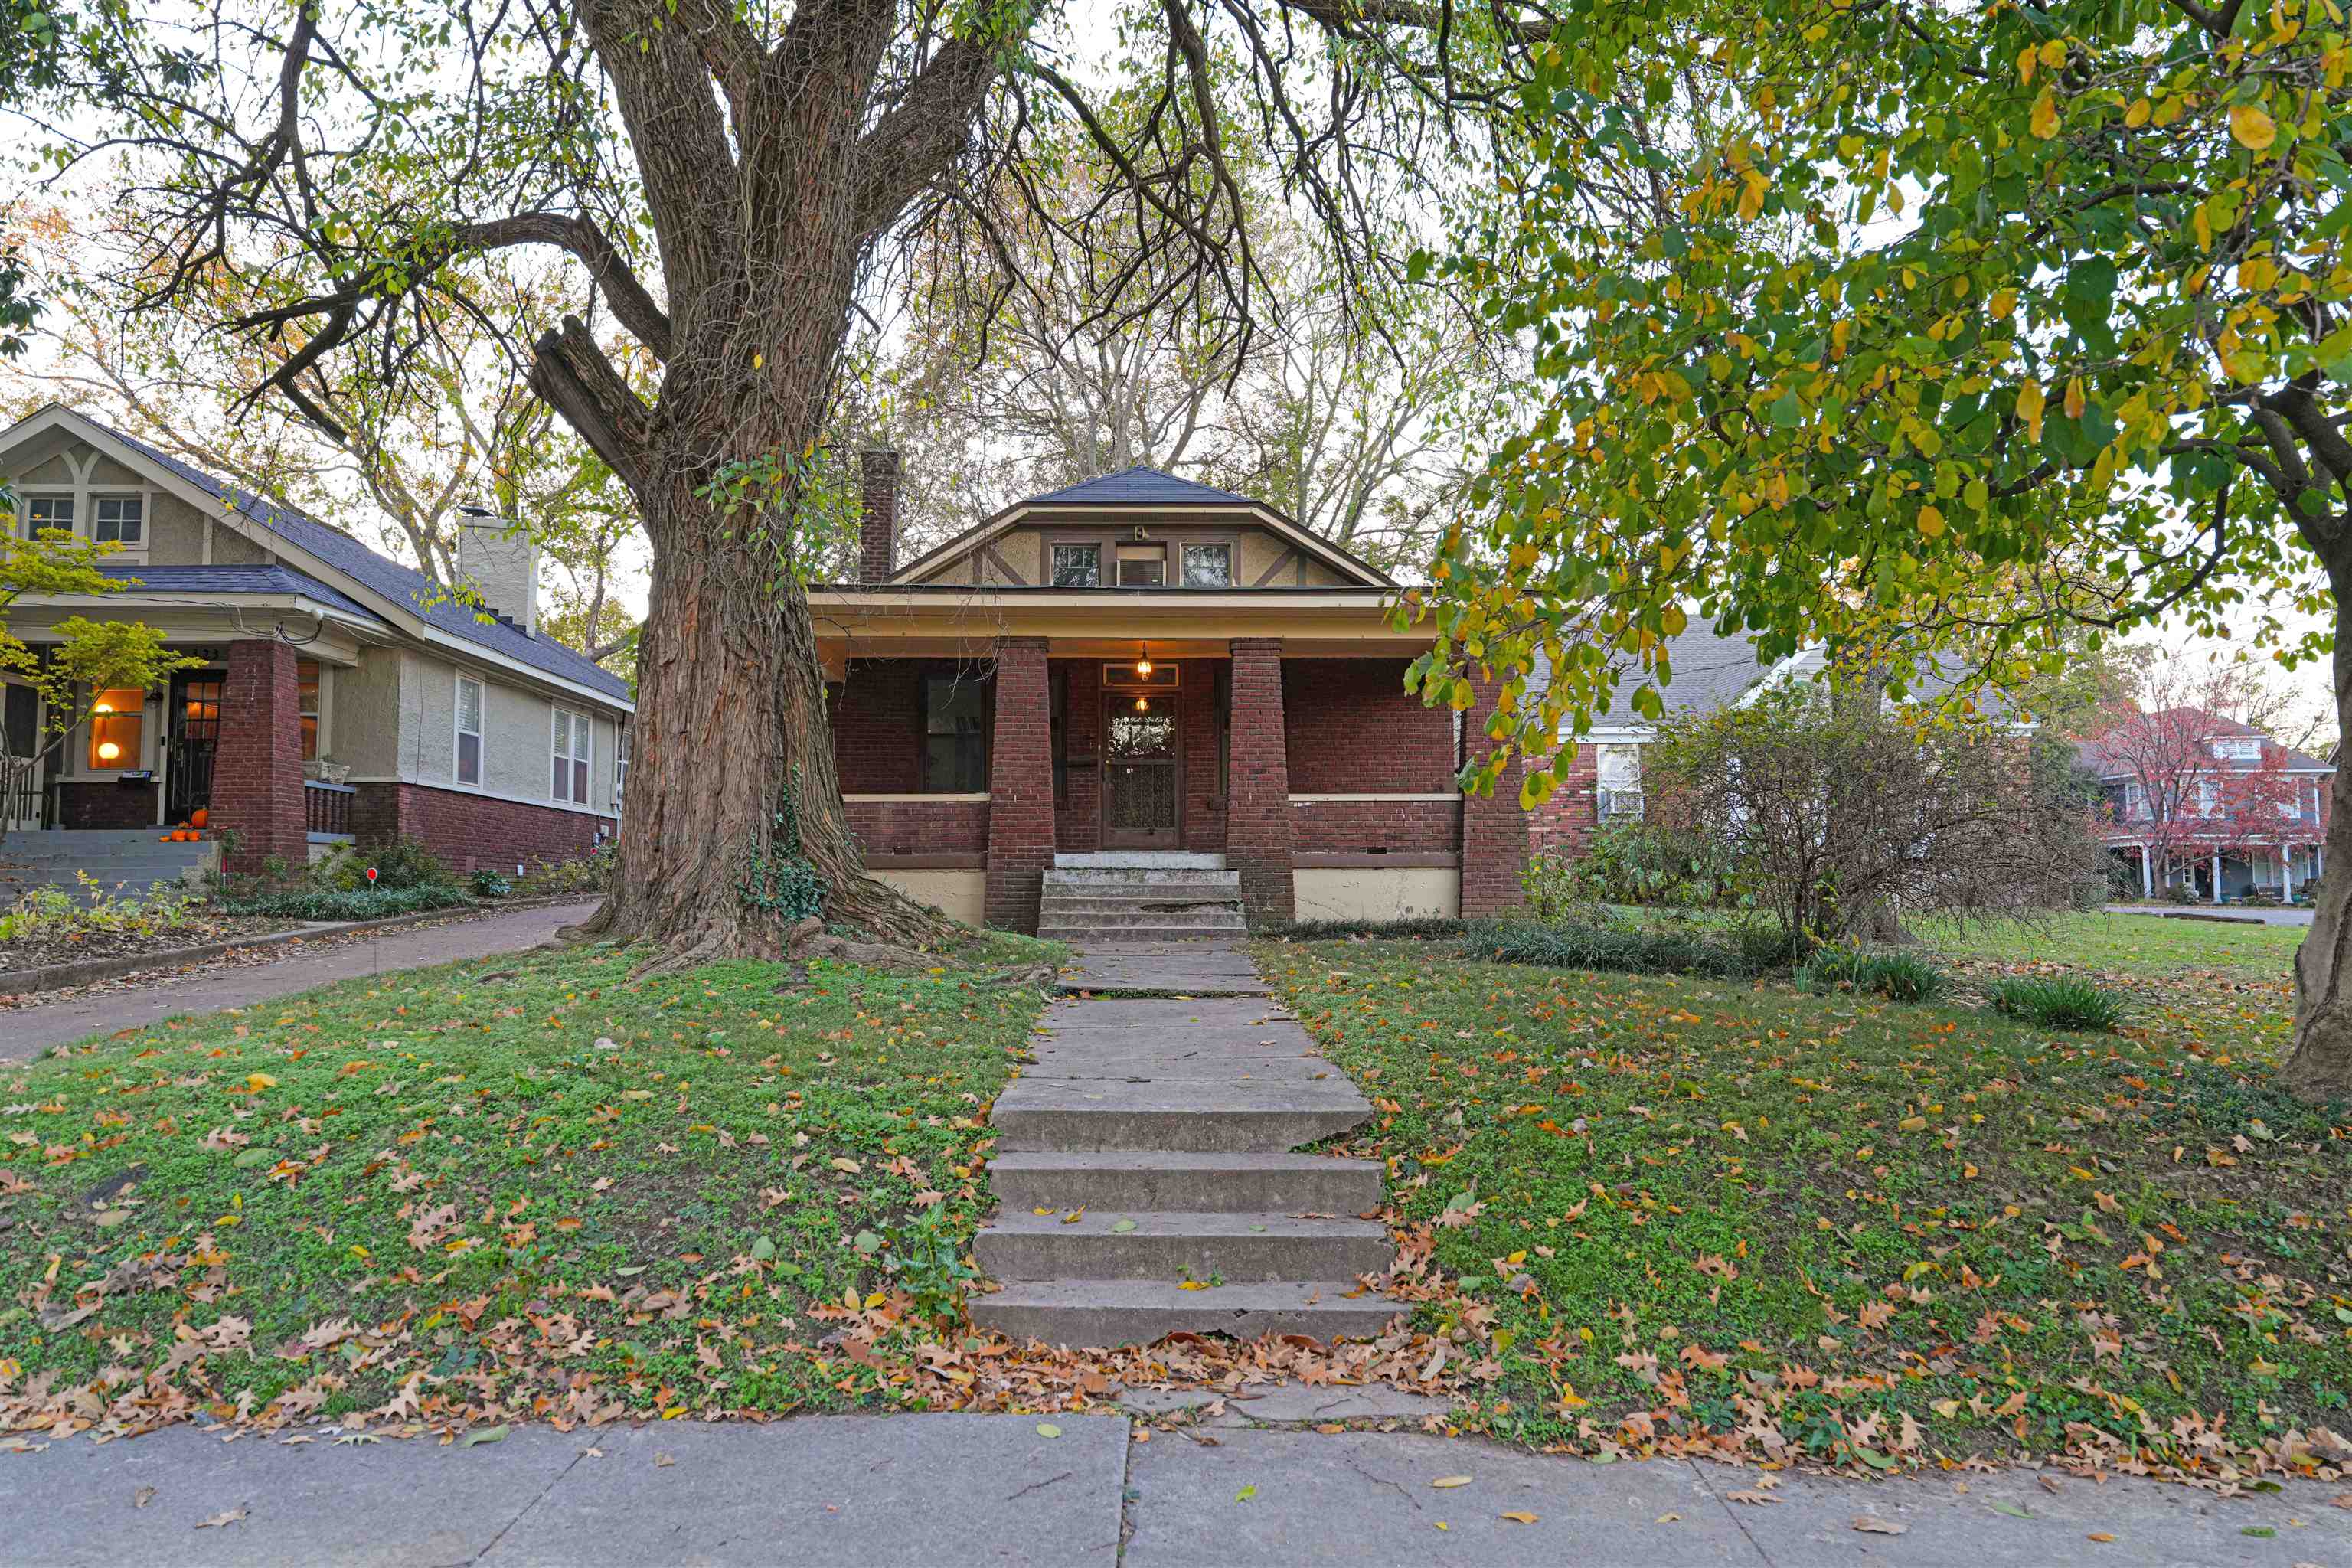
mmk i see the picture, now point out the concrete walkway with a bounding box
[0,899,600,1063]
[2105,903,2315,927]
[2,1412,2343,1567]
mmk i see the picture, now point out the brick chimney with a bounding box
[859,449,900,583]
[455,505,538,635]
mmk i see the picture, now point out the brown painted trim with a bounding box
[867,852,986,870]
[1292,851,1459,868]
[1250,546,1300,587]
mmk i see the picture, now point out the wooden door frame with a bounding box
[1098,690,1183,849]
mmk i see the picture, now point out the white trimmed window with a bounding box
[552,708,591,805]
[21,495,73,537]
[1596,743,1645,819]
[92,495,145,547]
[455,675,484,786]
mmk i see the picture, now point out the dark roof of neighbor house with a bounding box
[1531,621,1776,730]
[2074,706,2334,777]
[85,418,631,703]
[100,565,384,622]
[1024,466,1259,508]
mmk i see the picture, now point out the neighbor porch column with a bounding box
[2211,850,2223,903]
[213,639,307,877]
[2140,844,2153,899]
[1224,638,1295,923]
[1459,676,1530,916]
[2283,843,2295,901]
[984,637,1055,933]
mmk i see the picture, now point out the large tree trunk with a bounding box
[2282,593,2352,1099]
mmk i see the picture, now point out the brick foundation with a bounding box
[1459,677,1529,916]
[349,782,612,873]
[1225,639,1294,920]
[984,639,1056,932]
[1290,797,1459,854]
[214,639,308,875]
[58,781,158,829]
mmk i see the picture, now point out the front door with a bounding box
[1102,699,1180,849]
[166,673,224,822]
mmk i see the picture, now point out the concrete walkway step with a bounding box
[971,1279,1399,1346]
[1040,923,1250,945]
[989,1152,1385,1214]
[993,1090,1370,1154]
[977,1210,1393,1282]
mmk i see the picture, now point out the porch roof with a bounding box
[100,565,384,622]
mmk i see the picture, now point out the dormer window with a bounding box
[2212,737,2261,760]
[93,495,145,547]
[1116,543,1165,586]
[1181,543,1233,586]
[1050,543,1101,586]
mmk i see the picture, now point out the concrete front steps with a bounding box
[973,945,1399,1348]
[1037,853,1247,944]
[0,830,215,898]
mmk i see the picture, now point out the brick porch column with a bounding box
[984,637,1055,932]
[1460,676,1530,916]
[1225,639,1294,922]
[214,639,307,876]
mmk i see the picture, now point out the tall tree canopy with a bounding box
[1410,0,2352,1092]
[11,0,1518,959]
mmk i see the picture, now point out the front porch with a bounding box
[826,641,1530,933]
[2109,839,2327,904]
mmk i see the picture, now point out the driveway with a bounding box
[0,898,600,1062]
[2103,903,2314,927]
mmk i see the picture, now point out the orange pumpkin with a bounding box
[190,808,208,829]
[158,833,172,842]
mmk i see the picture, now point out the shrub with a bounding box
[2162,880,2200,905]
[309,838,459,893]
[223,884,473,922]
[1987,975,2125,1031]
[1796,947,1949,1002]
[1468,918,1759,978]
[0,876,214,942]
[511,844,617,897]
[469,868,514,898]
[1261,914,1470,941]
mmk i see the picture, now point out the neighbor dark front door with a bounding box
[1101,700,1180,849]
[166,673,224,822]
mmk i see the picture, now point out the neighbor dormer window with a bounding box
[2212,737,2261,760]
[93,495,144,547]
[22,495,72,537]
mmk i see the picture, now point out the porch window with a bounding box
[22,495,72,537]
[1116,542,1165,586]
[552,707,591,804]
[298,660,322,760]
[923,674,985,792]
[455,675,483,786]
[1181,543,1232,586]
[93,495,144,546]
[1596,743,1645,819]
[88,688,144,770]
[1051,544,1102,586]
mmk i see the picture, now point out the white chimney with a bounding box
[455,506,538,636]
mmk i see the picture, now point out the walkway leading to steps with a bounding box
[971,939,1397,1347]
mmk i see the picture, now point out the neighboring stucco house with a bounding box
[2075,707,2333,903]
[814,456,1530,932]
[0,405,632,876]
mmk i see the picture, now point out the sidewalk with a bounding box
[0,898,599,1062]
[2,1409,2341,1566]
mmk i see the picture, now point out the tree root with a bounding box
[783,916,939,972]
[626,931,727,982]
[976,962,1061,991]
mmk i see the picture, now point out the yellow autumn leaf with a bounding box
[2123,97,2150,127]
[2016,379,2047,441]
[1916,507,1945,540]
[1500,1512,1540,1524]
[1432,1475,1474,1488]
[245,1073,278,1092]
[1989,288,2017,319]
[2230,103,2277,150]
[2063,376,2087,419]
[1898,1114,1929,1132]
[2030,87,2060,139]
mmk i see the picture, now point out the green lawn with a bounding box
[1917,909,2306,985]
[0,933,1057,1436]
[1252,928,2351,1478]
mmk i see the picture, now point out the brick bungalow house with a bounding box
[0,405,632,881]
[815,457,1530,934]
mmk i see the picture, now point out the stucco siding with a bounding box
[482,679,550,799]
[210,525,273,565]
[17,452,77,487]
[1292,866,1460,921]
[336,648,405,775]
[145,492,210,565]
[411,651,457,780]
[872,867,985,926]
[1235,531,1295,586]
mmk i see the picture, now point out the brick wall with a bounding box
[984,638,1056,931]
[829,661,925,794]
[350,782,612,872]
[1459,676,1529,916]
[1054,658,1101,854]
[845,797,989,857]
[1291,797,1459,855]
[1179,659,1227,854]
[1528,744,1600,859]
[214,639,307,874]
[1225,639,1294,920]
[1283,658,1454,793]
[859,449,899,583]
[59,781,158,829]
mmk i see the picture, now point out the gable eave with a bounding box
[884,498,1394,589]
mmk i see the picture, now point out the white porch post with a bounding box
[2211,850,2223,903]
[2283,844,2295,902]
[2141,844,2153,898]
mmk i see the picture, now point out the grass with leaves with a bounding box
[1254,933,2352,1476]
[0,932,1059,1437]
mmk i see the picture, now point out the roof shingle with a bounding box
[1022,466,1259,508]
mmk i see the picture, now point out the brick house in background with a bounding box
[815,459,1527,934]
[2075,708,2333,903]
[0,406,631,881]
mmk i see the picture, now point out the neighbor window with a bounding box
[552,708,592,804]
[1115,542,1165,586]
[2124,780,2148,818]
[22,495,72,537]
[1051,543,1102,586]
[1181,543,1233,587]
[923,674,985,792]
[1596,743,1645,819]
[455,675,484,786]
[88,688,143,770]
[93,495,144,546]
[2212,736,2261,760]
[298,660,322,760]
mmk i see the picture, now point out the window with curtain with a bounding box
[553,709,592,804]
[923,675,985,792]
[456,676,484,786]
[298,661,322,760]
[1181,543,1232,586]
[89,688,144,769]
[1596,743,1645,819]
